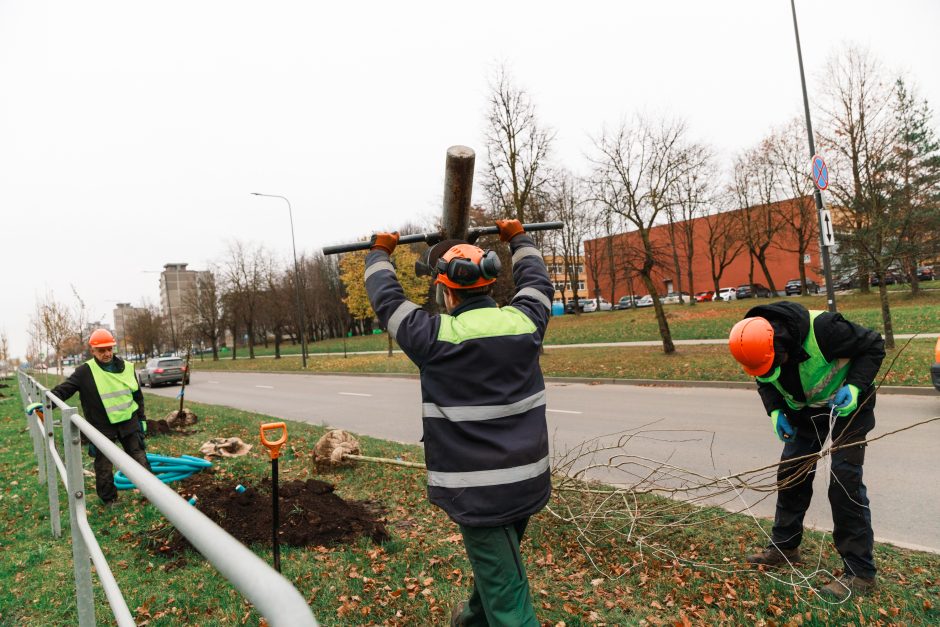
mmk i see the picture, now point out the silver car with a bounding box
[138,357,189,387]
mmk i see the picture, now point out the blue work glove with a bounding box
[829,384,860,417]
[770,409,795,442]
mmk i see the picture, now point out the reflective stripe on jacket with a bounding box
[365,235,554,527]
[86,358,140,424]
[763,310,850,410]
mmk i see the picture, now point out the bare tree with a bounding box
[302,252,350,341]
[547,170,592,312]
[182,267,223,360]
[0,330,9,365]
[767,119,818,293]
[258,253,293,359]
[125,303,163,358]
[222,241,265,358]
[819,47,901,346]
[669,143,714,305]
[591,116,694,354]
[731,144,784,294]
[34,294,77,375]
[483,66,555,222]
[704,200,746,295]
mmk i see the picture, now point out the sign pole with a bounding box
[790,0,836,312]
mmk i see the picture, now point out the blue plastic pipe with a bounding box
[114,452,212,490]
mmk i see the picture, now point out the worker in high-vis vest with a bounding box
[50,329,151,506]
[728,301,885,600]
[365,220,553,627]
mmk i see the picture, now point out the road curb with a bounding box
[195,370,936,395]
[543,377,936,395]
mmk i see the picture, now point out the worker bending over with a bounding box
[728,301,884,600]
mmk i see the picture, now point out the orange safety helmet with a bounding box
[728,317,776,376]
[89,328,117,348]
[434,243,501,290]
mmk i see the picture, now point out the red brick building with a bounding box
[583,196,823,301]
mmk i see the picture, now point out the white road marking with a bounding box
[255,385,274,389]
[208,381,220,384]
[339,392,373,397]
[548,409,582,414]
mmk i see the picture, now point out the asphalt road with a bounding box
[148,372,940,553]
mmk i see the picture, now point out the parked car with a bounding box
[595,297,613,311]
[834,274,858,290]
[614,295,639,310]
[579,298,597,313]
[736,283,772,299]
[138,357,189,387]
[635,295,654,308]
[694,291,715,302]
[916,266,935,281]
[660,291,690,305]
[715,287,737,302]
[785,278,821,296]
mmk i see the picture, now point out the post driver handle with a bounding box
[260,422,287,460]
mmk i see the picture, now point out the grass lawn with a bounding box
[3,374,939,625]
[191,338,938,387]
[220,290,940,360]
[544,291,940,345]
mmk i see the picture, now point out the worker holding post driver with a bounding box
[365,219,553,626]
[48,329,152,506]
[728,301,885,599]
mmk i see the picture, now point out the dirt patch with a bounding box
[145,409,198,436]
[152,471,389,556]
[145,419,174,435]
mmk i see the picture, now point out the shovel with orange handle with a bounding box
[260,422,287,572]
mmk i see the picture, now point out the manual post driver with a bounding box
[260,421,288,572]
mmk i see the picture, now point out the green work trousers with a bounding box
[455,518,538,627]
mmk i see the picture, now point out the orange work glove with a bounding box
[495,219,525,242]
[370,232,399,255]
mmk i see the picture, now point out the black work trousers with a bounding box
[769,398,876,578]
[92,431,150,503]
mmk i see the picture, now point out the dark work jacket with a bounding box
[50,357,146,439]
[745,301,885,417]
[365,234,555,527]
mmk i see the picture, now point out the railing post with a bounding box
[27,377,47,485]
[62,406,96,626]
[43,391,62,538]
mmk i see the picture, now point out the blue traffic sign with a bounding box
[812,155,829,190]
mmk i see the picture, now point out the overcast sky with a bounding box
[2,1,938,359]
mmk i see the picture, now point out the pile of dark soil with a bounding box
[153,471,389,556]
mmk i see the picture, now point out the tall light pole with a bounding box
[251,193,308,368]
[790,0,837,313]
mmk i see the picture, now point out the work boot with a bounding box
[819,574,877,601]
[449,600,467,627]
[746,546,801,567]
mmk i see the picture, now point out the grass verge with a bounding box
[191,290,940,360]
[191,339,938,387]
[2,373,939,625]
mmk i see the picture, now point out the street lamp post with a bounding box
[251,193,308,368]
[790,0,837,313]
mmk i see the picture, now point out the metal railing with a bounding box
[17,370,318,627]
